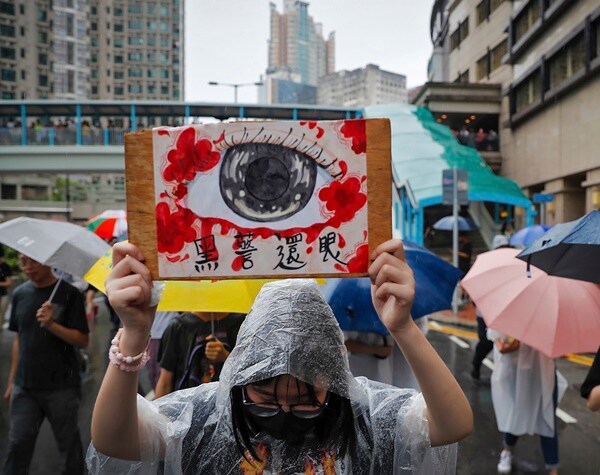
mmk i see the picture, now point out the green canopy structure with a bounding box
[363,104,533,244]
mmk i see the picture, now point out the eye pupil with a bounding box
[245,156,290,201]
[220,143,317,223]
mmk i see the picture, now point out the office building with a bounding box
[415,0,600,224]
[318,64,407,108]
[265,0,334,104]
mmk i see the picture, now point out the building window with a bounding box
[115,55,123,64]
[128,4,143,14]
[37,10,47,21]
[67,42,74,65]
[129,84,142,94]
[490,0,505,13]
[128,52,142,62]
[38,31,47,43]
[0,24,15,37]
[456,70,469,84]
[91,85,98,95]
[20,70,25,79]
[67,70,75,93]
[128,67,143,78]
[0,2,15,15]
[450,17,469,51]
[1,68,15,81]
[114,70,124,79]
[128,20,142,30]
[476,1,489,25]
[0,46,15,59]
[477,53,490,80]
[115,86,124,95]
[147,69,156,78]
[547,34,585,90]
[147,21,157,30]
[91,22,97,31]
[161,85,169,95]
[38,52,47,65]
[115,38,124,48]
[91,69,98,78]
[114,7,123,16]
[490,39,508,71]
[114,23,123,32]
[66,14,74,36]
[160,69,169,79]
[514,1,541,44]
[147,84,156,94]
[515,71,541,113]
[39,75,48,87]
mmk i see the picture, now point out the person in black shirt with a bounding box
[2,255,89,474]
[154,311,244,398]
[581,346,600,411]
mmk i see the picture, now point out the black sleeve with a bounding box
[8,287,21,332]
[65,286,89,334]
[158,318,181,373]
[581,346,600,399]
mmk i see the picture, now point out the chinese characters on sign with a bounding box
[151,120,372,278]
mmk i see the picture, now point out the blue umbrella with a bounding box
[509,224,551,248]
[324,241,462,335]
[433,216,479,232]
[517,210,600,283]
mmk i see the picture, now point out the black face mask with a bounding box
[245,407,324,443]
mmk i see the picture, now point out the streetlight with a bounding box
[208,81,263,104]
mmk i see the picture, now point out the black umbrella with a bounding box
[517,210,600,283]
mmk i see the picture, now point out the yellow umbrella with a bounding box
[84,247,321,313]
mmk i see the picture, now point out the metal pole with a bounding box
[234,85,238,104]
[452,167,459,314]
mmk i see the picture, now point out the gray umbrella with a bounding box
[517,210,600,284]
[0,217,110,278]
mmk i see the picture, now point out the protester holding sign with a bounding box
[87,239,472,473]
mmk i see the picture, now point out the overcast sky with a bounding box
[184,0,435,103]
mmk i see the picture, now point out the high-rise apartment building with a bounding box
[318,64,407,108]
[0,0,184,101]
[0,0,89,99]
[265,0,334,104]
[90,0,184,101]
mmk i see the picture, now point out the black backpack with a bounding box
[174,315,235,391]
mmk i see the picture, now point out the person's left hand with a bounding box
[205,336,230,362]
[36,301,54,328]
[369,240,415,334]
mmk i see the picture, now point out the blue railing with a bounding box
[0,127,127,146]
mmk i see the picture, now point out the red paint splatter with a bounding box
[155,202,198,254]
[318,176,367,227]
[232,255,244,271]
[306,246,313,254]
[157,129,170,136]
[300,121,325,138]
[162,128,220,183]
[334,263,345,272]
[346,244,369,273]
[166,255,181,263]
[338,233,346,248]
[173,183,188,199]
[339,161,348,178]
[340,120,366,155]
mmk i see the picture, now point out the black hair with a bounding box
[230,375,356,465]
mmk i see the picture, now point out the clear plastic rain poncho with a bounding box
[87,279,457,474]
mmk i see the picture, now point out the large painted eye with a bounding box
[219,143,317,222]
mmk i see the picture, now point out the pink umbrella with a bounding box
[461,248,600,358]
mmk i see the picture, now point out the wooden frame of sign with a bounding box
[125,118,391,280]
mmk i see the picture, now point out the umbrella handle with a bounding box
[526,256,532,279]
[48,273,63,303]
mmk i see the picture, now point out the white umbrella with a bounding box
[0,217,110,279]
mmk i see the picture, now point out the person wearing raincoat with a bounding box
[88,240,473,474]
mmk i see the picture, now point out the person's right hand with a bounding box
[3,382,12,401]
[105,242,155,338]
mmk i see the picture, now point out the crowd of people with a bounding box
[452,127,500,152]
[0,231,597,474]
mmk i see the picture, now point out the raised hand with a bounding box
[368,240,415,333]
[104,242,155,338]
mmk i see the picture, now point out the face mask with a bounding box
[245,407,324,443]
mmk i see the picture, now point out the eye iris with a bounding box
[220,143,317,223]
[245,156,290,201]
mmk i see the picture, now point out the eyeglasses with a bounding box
[242,386,330,419]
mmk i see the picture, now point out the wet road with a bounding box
[0,302,598,474]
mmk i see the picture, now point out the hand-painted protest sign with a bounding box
[125,119,391,279]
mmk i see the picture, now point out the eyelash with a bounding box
[215,126,343,179]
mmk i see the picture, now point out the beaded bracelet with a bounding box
[108,328,150,372]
